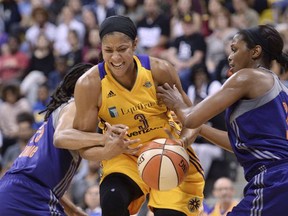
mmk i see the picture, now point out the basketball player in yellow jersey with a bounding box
[73,15,205,216]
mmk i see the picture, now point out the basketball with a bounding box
[137,138,190,191]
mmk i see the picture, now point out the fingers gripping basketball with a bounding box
[137,138,190,191]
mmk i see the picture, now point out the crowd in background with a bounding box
[0,0,288,215]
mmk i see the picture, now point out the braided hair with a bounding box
[42,63,93,121]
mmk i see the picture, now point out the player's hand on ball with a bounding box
[104,122,141,158]
[164,128,187,148]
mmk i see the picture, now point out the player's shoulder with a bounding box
[230,67,271,84]
[149,56,173,72]
[149,56,178,86]
[76,64,101,87]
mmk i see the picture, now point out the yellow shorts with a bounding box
[100,146,205,216]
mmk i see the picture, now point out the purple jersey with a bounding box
[225,70,288,215]
[226,70,288,180]
[6,102,81,198]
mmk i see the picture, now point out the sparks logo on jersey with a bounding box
[143,81,152,88]
[187,197,201,213]
[107,90,116,98]
[108,106,118,118]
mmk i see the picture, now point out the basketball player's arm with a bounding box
[151,57,199,148]
[78,125,141,161]
[199,124,232,152]
[195,69,273,152]
[54,102,131,150]
[157,69,260,152]
[73,68,101,132]
[60,194,88,216]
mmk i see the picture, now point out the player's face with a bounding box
[101,32,137,77]
[228,34,254,73]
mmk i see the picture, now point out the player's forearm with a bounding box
[199,124,233,152]
[60,194,87,216]
[78,146,110,161]
[54,129,105,150]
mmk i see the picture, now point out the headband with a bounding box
[99,15,137,40]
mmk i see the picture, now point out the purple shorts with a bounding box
[228,162,288,216]
[0,173,65,216]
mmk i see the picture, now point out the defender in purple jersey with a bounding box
[157,24,288,215]
[0,63,140,216]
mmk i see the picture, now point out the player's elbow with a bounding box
[73,120,95,132]
[53,133,65,148]
[79,149,104,161]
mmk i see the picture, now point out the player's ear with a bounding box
[252,45,262,59]
[132,37,138,52]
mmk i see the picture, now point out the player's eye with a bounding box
[118,48,127,52]
[104,49,113,53]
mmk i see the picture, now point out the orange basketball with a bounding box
[137,138,190,191]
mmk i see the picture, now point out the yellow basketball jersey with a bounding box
[98,55,180,146]
[98,55,205,215]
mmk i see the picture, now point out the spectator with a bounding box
[87,0,118,25]
[170,0,202,40]
[25,6,56,52]
[250,0,269,16]
[161,13,206,93]
[25,33,55,78]
[69,160,102,206]
[0,0,22,35]
[1,112,34,171]
[47,56,69,92]
[118,0,145,25]
[208,177,238,216]
[20,33,54,105]
[82,28,102,65]
[46,0,66,24]
[136,0,171,57]
[16,0,33,33]
[81,7,99,45]
[67,0,83,22]
[0,83,31,156]
[206,0,226,32]
[82,184,102,216]
[31,83,50,130]
[64,29,83,70]
[53,6,85,56]
[231,0,259,29]
[205,8,237,74]
[0,35,30,83]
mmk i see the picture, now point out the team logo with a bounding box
[187,197,201,213]
[108,107,118,117]
[143,81,152,88]
[107,90,116,98]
